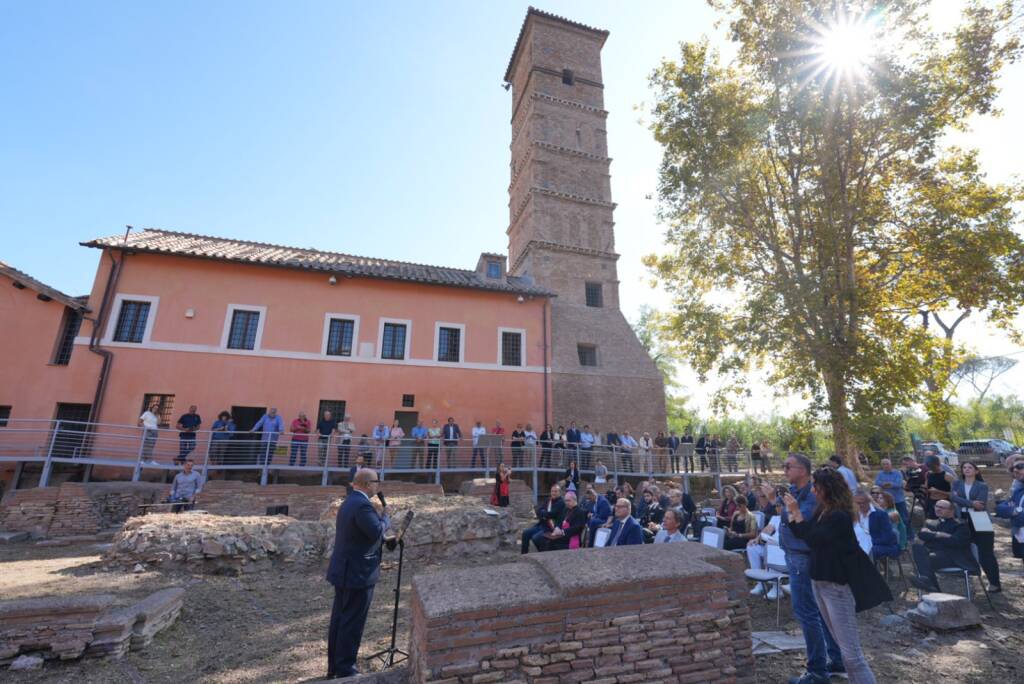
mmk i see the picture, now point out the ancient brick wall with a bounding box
[0,482,164,538]
[409,543,754,684]
[198,480,443,519]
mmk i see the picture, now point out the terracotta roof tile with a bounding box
[0,260,89,311]
[81,228,553,297]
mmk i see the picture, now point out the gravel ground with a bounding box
[1,526,1022,683]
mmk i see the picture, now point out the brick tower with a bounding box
[504,8,667,434]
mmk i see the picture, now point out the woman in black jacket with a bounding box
[785,468,890,684]
[563,460,581,493]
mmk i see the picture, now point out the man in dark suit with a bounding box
[326,468,389,679]
[442,417,462,467]
[521,484,565,553]
[910,499,977,592]
[605,498,644,546]
[585,487,612,547]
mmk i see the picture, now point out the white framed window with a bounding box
[321,313,361,357]
[104,294,159,344]
[498,327,526,367]
[220,304,267,351]
[434,322,466,363]
[377,318,412,361]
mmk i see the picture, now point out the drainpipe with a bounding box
[541,297,550,425]
[86,249,124,424]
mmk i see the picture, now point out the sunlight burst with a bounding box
[803,12,880,88]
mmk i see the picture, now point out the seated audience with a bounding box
[585,487,612,547]
[167,459,202,511]
[667,488,697,532]
[538,491,588,551]
[716,485,738,527]
[738,481,759,510]
[652,508,686,543]
[747,519,781,599]
[521,484,565,554]
[910,499,977,593]
[853,488,899,560]
[995,459,1024,561]
[872,489,907,551]
[563,460,581,493]
[724,495,758,550]
[603,498,644,546]
[951,461,1000,591]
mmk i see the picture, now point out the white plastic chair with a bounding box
[701,526,726,549]
[744,542,789,625]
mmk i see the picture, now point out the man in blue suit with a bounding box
[584,487,612,547]
[605,498,644,546]
[326,468,389,679]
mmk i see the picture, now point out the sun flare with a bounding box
[803,13,880,88]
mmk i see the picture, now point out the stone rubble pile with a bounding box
[0,588,184,668]
[321,494,517,563]
[105,513,331,574]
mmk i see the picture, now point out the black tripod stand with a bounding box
[368,537,408,668]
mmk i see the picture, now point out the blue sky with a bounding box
[3,1,1021,412]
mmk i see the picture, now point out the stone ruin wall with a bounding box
[409,543,754,684]
[0,589,184,665]
[0,482,166,538]
[0,480,443,538]
[458,479,535,518]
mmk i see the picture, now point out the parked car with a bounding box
[956,438,1017,467]
[917,441,959,467]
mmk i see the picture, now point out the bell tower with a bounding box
[505,8,666,434]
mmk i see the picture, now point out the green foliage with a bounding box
[646,0,1023,461]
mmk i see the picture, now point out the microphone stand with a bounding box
[369,509,413,669]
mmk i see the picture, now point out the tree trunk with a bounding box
[822,370,865,482]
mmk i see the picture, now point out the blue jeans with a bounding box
[520,523,548,554]
[894,500,912,540]
[289,441,308,466]
[786,550,843,677]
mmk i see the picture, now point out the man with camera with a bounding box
[326,468,389,679]
[909,499,976,593]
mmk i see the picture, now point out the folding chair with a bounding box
[701,526,726,549]
[743,543,789,625]
[935,543,994,610]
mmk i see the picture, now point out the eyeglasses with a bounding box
[367,479,380,483]
[1013,463,1024,471]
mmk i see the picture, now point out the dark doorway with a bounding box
[230,405,266,464]
[392,410,418,469]
[317,399,347,422]
[53,402,91,458]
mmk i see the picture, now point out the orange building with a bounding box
[0,232,552,483]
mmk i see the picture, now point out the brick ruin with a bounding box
[409,543,753,684]
[0,589,184,665]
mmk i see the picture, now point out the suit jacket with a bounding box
[536,497,566,528]
[607,516,644,546]
[442,423,462,441]
[326,491,386,589]
[951,479,989,518]
[919,517,977,571]
[566,428,581,444]
[867,509,898,549]
[589,496,612,526]
[560,506,589,541]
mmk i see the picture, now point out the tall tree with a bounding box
[646,0,1023,473]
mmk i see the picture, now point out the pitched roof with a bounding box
[81,228,554,297]
[504,7,610,82]
[0,260,89,311]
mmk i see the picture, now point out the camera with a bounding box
[904,465,926,493]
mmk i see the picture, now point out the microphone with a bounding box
[377,491,387,508]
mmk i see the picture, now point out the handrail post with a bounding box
[132,426,146,482]
[531,440,538,501]
[40,420,60,487]
[259,436,270,486]
[321,433,331,487]
[199,430,212,485]
[434,441,441,485]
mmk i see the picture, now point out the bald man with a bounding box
[326,468,389,679]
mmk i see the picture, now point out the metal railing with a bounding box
[0,418,899,497]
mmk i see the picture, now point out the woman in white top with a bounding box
[138,402,160,460]
[523,423,538,468]
[638,432,655,475]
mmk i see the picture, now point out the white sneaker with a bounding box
[750,584,766,596]
[766,586,780,600]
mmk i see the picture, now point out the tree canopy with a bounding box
[646,0,1023,469]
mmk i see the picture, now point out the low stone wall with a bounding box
[0,482,165,538]
[458,479,535,518]
[199,480,443,519]
[409,543,754,684]
[0,588,183,666]
[321,494,517,563]
[106,513,331,574]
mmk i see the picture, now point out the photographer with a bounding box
[922,455,954,520]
